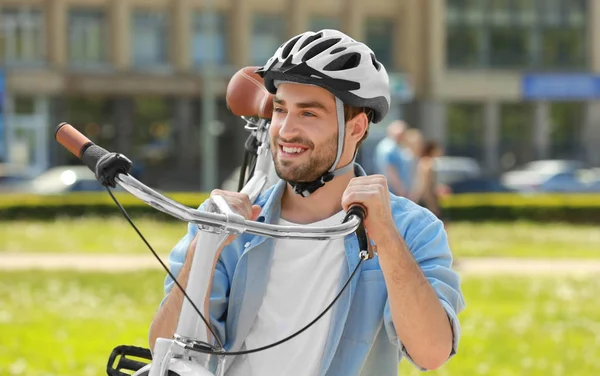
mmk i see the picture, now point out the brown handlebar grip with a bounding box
[55,122,93,158]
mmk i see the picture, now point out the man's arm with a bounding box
[377,218,456,370]
[341,175,464,370]
[148,233,198,351]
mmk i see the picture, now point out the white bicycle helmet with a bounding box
[255,29,391,197]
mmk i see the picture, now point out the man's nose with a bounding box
[278,115,300,138]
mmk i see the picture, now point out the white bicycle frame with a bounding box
[84,117,364,376]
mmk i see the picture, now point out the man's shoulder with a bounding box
[388,194,441,235]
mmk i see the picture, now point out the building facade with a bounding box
[422,0,600,176]
[0,0,599,189]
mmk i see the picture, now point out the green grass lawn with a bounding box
[0,270,163,376]
[446,220,600,258]
[0,217,187,255]
[0,271,599,376]
[2,217,600,258]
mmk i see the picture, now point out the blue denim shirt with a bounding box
[162,165,465,375]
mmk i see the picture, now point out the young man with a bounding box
[149,29,465,376]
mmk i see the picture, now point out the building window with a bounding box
[14,96,36,114]
[488,28,529,68]
[487,0,531,68]
[446,0,588,70]
[0,8,45,65]
[364,18,395,70]
[549,102,585,159]
[68,9,108,67]
[251,14,285,66]
[500,103,534,169]
[131,10,169,67]
[538,0,587,70]
[66,97,116,155]
[192,12,228,66]
[446,26,482,67]
[133,97,174,167]
[309,16,341,32]
[446,102,484,160]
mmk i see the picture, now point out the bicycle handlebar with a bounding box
[54,123,363,239]
[56,120,372,375]
[56,122,111,174]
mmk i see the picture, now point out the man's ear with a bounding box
[348,112,369,142]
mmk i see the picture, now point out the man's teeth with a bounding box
[282,146,304,154]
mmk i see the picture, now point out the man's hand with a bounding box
[340,175,397,246]
[210,189,262,245]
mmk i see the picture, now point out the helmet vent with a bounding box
[281,35,302,59]
[370,53,382,71]
[298,32,324,50]
[301,38,341,62]
[323,52,361,71]
[330,47,346,54]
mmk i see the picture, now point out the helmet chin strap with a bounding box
[288,96,355,197]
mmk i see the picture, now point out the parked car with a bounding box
[539,168,600,193]
[446,177,514,194]
[433,156,483,185]
[7,165,123,195]
[501,159,586,192]
[0,164,30,193]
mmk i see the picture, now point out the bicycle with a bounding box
[54,66,374,376]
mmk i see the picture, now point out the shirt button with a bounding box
[244,242,251,248]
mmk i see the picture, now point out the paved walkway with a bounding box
[1,253,599,275]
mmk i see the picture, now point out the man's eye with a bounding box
[274,107,286,113]
[302,111,316,117]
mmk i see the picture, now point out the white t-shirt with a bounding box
[226,210,347,376]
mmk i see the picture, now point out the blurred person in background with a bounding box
[372,120,416,197]
[409,137,445,220]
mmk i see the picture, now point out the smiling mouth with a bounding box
[279,145,308,158]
